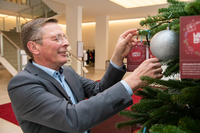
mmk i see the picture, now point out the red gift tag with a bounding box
[180,15,200,79]
[127,42,146,72]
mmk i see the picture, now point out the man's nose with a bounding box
[62,38,70,46]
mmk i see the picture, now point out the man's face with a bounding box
[36,23,69,70]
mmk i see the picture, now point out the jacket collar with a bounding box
[25,60,73,104]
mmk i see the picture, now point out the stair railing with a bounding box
[0,31,27,72]
[5,0,41,7]
[67,51,89,77]
[1,2,56,32]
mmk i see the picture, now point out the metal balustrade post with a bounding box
[17,49,21,72]
[19,16,21,32]
[15,15,21,32]
[20,50,27,70]
[0,33,3,57]
[3,18,5,31]
[67,51,88,78]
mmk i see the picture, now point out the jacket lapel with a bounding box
[25,60,73,104]
[63,69,83,102]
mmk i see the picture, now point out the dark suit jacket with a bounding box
[8,60,133,133]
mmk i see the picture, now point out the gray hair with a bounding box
[20,18,58,59]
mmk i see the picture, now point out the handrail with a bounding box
[67,51,82,63]
[18,12,29,22]
[1,2,48,32]
[0,31,20,50]
[0,30,25,72]
[17,3,42,14]
[67,51,89,77]
[3,3,42,19]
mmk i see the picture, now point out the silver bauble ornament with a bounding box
[150,30,179,61]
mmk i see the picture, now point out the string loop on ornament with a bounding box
[144,29,150,46]
[143,127,146,133]
[167,13,172,30]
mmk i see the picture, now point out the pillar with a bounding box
[66,6,82,74]
[95,15,109,70]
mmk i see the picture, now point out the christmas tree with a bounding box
[116,0,200,133]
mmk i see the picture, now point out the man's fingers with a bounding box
[148,58,160,63]
[155,67,163,73]
[123,33,134,45]
[121,29,138,38]
[156,73,163,79]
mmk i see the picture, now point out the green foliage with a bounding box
[134,86,162,99]
[116,117,148,130]
[162,57,179,77]
[116,0,200,132]
[173,86,200,106]
[179,117,200,133]
[131,99,163,113]
[150,124,186,133]
[139,0,200,38]
[184,1,200,15]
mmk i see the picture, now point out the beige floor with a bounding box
[0,65,106,133]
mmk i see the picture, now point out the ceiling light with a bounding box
[0,14,8,18]
[109,0,194,8]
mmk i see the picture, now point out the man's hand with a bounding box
[111,29,138,67]
[124,58,163,92]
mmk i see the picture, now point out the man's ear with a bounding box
[27,41,40,55]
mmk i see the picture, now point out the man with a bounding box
[8,18,163,133]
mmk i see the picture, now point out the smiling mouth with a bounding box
[59,52,67,54]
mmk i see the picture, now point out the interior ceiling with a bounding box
[0,0,193,24]
[53,0,169,24]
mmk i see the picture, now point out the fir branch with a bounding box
[185,1,200,15]
[171,24,180,34]
[134,86,162,99]
[119,110,149,119]
[140,76,200,90]
[172,18,180,25]
[163,61,179,77]
[138,29,149,37]
[116,117,148,130]
[195,107,200,118]
[150,105,172,118]
[150,124,186,133]
[158,113,180,125]
[141,118,158,133]
[166,57,179,66]
[167,0,185,5]
[131,99,163,113]
[134,89,157,99]
[179,117,200,133]
[157,92,171,102]
[173,86,200,106]
[144,86,163,97]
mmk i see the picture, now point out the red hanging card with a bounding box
[180,15,200,79]
[127,42,146,72]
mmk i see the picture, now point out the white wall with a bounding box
[82,18,145,60]
[82,23,96,51]
[58,24,66,34]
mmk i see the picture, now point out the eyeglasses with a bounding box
[32,34,68,44]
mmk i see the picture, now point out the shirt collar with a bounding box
[32,61,64,77]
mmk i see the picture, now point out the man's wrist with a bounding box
[120,80,133,96]
[111,55,124,67]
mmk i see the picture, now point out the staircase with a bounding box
[0,31,23,76]
[0,0,58,76]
